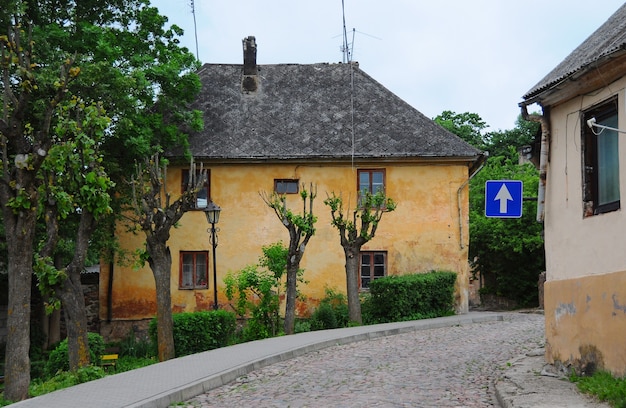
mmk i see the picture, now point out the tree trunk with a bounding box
[58,268,90,369]
[147,239,175,361]
[283,262,299,335]
[3,208,36,401]
[344,246,362,324]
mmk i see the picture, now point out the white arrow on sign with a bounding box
[494,184,513,213]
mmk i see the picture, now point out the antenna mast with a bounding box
[341,0,353,63]
[190,0,199,60]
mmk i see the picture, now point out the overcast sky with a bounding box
[150,0,623,132]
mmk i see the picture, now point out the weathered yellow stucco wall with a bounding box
[544,271,626,376]
[100,160,472,325]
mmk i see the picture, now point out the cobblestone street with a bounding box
[175,312,544,407]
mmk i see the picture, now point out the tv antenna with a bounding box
[341,0,354,63]
[190,0,199,60]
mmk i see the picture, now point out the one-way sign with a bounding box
[485,180,523,218]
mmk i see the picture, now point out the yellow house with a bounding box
[100,37,483,339]
[520,5,626,375]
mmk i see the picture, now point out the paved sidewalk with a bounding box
[9,311,607,408]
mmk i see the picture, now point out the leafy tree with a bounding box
[1,1,200,399]
[125,154,205,361]
[224,242,289,340]
[434,110,489,150]
[0,19,81,400]
[261,185,317,335]
[324,190,396,324]
[469,154,545,306]
[436,111,544,307]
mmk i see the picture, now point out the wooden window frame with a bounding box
[179,251,209,290]
[274,179,299,194]
[582,97,620,217]
[359,251,387,290]
[182,169,210,209]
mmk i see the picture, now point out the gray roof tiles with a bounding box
[523,4,626,102]
[184,61,480,161]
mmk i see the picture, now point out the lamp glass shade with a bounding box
[204,202,221,224]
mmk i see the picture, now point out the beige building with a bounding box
[520,5,626,375]
[100,37,483,339]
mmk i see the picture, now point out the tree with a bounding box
[324,191,396,324]
[261,185,317,335]
[436,110,544,306]
[35,98,113,371]
[0,21,80,401]
[434,110,489,150]
[468,153,545,306]
[1,1,200,398]
[125,154,206,361]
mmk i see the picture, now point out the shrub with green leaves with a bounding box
[149,309,236,357]
[364,271,456,324]
[310,287,349,330]
[44,332,105,378]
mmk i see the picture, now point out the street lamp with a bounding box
[204,202,221,310]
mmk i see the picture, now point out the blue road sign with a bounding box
[485,180,523,218]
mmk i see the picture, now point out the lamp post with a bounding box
[204,202,221,310]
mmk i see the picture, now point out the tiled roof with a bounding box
[183,61,481,162]
[522,4,626,103]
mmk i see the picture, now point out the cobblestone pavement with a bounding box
[174,312,544,408]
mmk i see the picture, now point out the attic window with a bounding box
[274,179,299,194]
[182,169,210,209]
[582,97,620,217]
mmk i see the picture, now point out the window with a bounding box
[180,251,208,289]
[274,179,299,194]
[582,98,620,216]
[182,169,210,209]
[358,169,385,196]
[360,251,387,289]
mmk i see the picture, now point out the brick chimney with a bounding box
[242,36,258,93]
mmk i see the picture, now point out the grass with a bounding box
[573,371,626,408]
[0,356,157,406]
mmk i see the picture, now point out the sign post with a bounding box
[485,180,523,218]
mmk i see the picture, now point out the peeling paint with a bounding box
[555,302,576,323]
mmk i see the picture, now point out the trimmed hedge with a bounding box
[365,271,457,323]
[149,309,237,357]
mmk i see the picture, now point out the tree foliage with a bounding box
[0,1,201,398]
[437,111,544,307]
[224,242,289,340]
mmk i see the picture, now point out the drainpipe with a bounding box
[521,104,550,223]
[458,153,487,249]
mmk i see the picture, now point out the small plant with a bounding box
[44,332,105,378]
[309,287,350,330]
[29,365,106,397]
[572,370,626,407]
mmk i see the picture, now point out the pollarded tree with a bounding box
[261,185,317,335]
[125,154,206,361]
[324,191,396,324]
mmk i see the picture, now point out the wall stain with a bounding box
[555,301,576,324]
[612,294,626,315]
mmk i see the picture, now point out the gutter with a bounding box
[520,104,549,223]
[458,153,487,249]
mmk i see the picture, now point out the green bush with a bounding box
[44,332,105,378]
[365,271,457,324]
[309,287,350,330]
[115,330,155,358]
[30,365,105,397]
[149,309,237,357]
